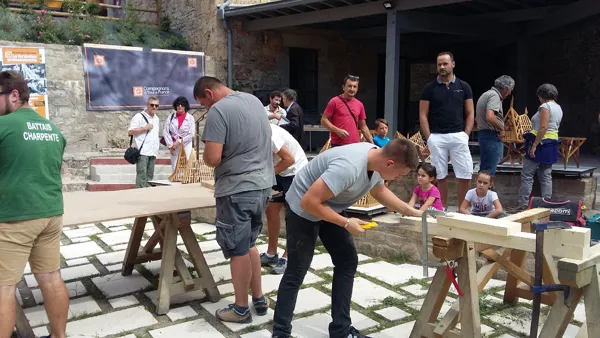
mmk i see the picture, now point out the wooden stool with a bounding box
[559,137,586,169]
[499,142,525,166]
[122,212,220,314]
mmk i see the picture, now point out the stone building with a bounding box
[133,0,600,153]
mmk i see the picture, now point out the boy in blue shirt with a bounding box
[373,118,391,147]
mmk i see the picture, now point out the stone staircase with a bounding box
[61,150,173,192]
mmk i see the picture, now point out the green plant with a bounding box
[159,15,171,33]
[115,2,146,45]
[0,6,22,41]
[85,2,101,16]
[22,8,64,44]
[157,35,188,50]
[62,0,85,15]
[0,0,9,9]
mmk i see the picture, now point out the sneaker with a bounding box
[271,258,287,275]
[260,252,279,266]
[507,204,528,213]
[253,295,270,316]
[216,304,252,323]
[347,326,371,338]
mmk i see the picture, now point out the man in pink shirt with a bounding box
[321,75,374,147]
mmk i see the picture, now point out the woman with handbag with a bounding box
[515,83,563,210]
[162,96,196,172]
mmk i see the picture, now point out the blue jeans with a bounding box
[478,130,503,175]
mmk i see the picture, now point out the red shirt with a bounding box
[324,96,366,145]
[176,112,186,128]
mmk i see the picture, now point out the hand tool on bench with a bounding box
[529,221,572,338]
[421,209,447,278]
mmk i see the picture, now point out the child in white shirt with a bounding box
[459,171,507,218]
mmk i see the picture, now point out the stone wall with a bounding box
[0,40,216,154]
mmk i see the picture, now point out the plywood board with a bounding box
[63,184,215,227]
[436,212,521,237]
[372,213,589,260]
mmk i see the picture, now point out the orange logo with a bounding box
[2,48,41,65]
[188,57,197,68]
[94,55,105,66]
[133,86,144,97]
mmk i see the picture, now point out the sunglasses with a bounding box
[346,74,360,81]
[149,104,159,108]
[0,89,13,95]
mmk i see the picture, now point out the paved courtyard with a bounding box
[18,218,586,338]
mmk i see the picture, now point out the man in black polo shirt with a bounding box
[419,51,474,208]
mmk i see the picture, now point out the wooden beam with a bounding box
[524,0,600,37]
[244,0,472,31]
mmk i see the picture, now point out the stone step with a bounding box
[90,157,172,166]
[91,173,172,184]
[91,164,172,177]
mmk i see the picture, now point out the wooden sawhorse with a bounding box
[539,248,600,337]
[122,211,220,314]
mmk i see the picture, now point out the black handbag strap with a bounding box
[338,95,358,129]
[129,113,150,150]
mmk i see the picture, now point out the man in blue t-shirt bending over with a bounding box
[272,139,422,338]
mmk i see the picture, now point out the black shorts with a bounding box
[271,175,294,204]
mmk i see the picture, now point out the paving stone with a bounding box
[357,253,371,262]
[325,277,404,308]
[166,305,198,321]
[191,223,216,235]
[454,323,495,336]
[111,243,129,251]
[142,258,193,275]
[357,262,435,285]
[496,335,517,338]
[66,305,158,336]
[375,307,410,321]
[204,234,216,240]
[370,320,415,338]
[324,310,379,332]
[63,226,103,239]
[407,298,454,319]
[146,289,206,306]
[401,284,429,297]
[210,264,232,282]
[217,283,234,295]
[25,264,99,287]
[92,271,152,298]
[201,295,274,332]
[65,257,89,266]
[287,313,330,338]
[310,253,334,270]
[573,302,586,322]
[120,335,137,338]
[60,241,105,259]
[70,236,91,243]
[149,318,225,338]
[110,225,128,231]
[109,295,139,309]
[98,230,132,246]
[26,296,101,327]
[24,262,31,274]
[271,287,330,314]
[484,278,506,290]
[96,250,126,265]
[106,263,123,272]
[102,218,137,227]
[262,271,322,294]
[487,308,542,335]
[240,329,272,338]
[200,250,228,266]
[15,289,22,305]
[197,240,222,253]
[32,326,49,337]
[31,281,87,304]
[78,224,97,228]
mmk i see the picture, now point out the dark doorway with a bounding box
[376,54,408,133]
[289,48,318,118]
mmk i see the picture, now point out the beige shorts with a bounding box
[0,215,63,286]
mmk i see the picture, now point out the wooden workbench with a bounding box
[15,184,220,337]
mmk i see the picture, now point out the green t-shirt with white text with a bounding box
[0,108,66,222]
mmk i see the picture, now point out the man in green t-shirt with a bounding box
[0,71,68,338]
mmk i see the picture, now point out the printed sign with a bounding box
[83,44,206,111]
[0,47,49,119]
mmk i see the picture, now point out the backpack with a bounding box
[527,197,586,227]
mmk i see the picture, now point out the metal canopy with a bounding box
[223,0,591,37]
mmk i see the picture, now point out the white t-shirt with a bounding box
[265,105,288,126]
[128,110,160,157]
[465,188,498,213]
[270,124,307,177]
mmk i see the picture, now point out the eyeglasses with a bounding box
[0,90,13,95]
[149,104,159,108]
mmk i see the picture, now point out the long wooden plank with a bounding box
[503,208,551,223]
[559,244,600,273]
[437,213,522,236]
[373,214,589,260]
[63,184,216,227]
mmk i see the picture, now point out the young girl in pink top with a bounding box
[408,163,444,211]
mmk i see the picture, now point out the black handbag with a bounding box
[124,113,150,164]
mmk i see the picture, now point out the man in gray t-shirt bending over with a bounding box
[272,139,422,338]
[195,76,274,324]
